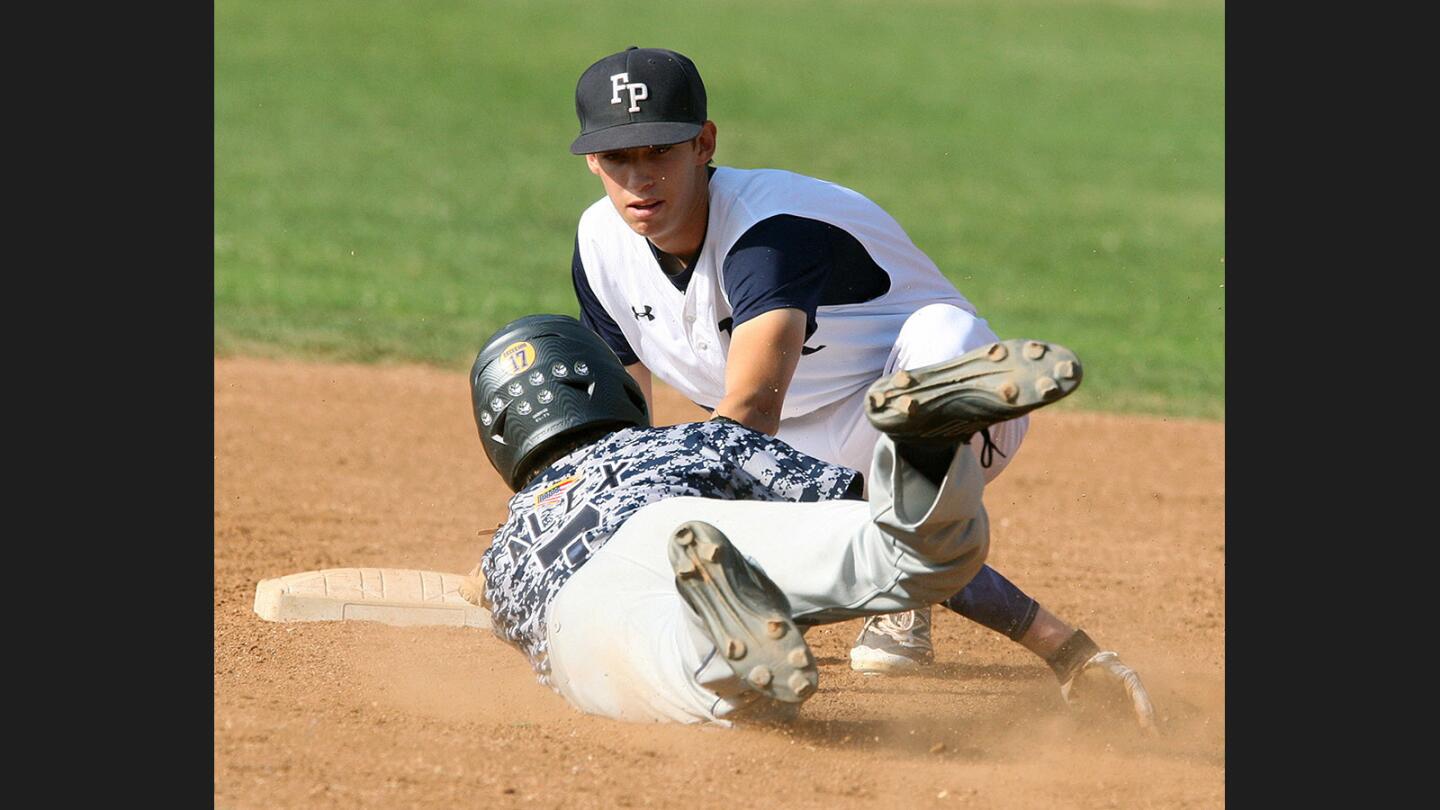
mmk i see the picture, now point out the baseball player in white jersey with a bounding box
[567,47,1079,673]
[468,314,1155,731]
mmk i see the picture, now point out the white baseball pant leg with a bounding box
[545,434,991,724]
[776,303,1030,486]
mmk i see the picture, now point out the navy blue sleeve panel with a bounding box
[940,565,1040,641]
[572,235,640,366]
[722,215,831,339]
[722,215,892,340]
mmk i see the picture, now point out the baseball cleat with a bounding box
[669,521,819,703]
[865,339,1083,443]
[849,607,935,674]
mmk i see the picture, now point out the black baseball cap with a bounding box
[570,47,708,155]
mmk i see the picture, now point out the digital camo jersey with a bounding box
[480,419,860,685]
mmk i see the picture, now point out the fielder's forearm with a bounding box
[713,308,807,435]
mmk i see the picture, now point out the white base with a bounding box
[253,568,491,629]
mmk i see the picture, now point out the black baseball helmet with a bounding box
[471,314,650,490]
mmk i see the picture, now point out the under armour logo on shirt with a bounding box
[609,73,649,112]
[632,305,655,321]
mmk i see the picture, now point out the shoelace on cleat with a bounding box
[977,427,1007,469]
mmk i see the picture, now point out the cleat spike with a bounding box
[892,370,914,389]
[1023,341,1047,360]
[788,648,809,667]
[749,665,773,687]
[766,620,787,639]
[1036,377,1060,398]
[998,381,1019,403]
[726,638,747,659]
[788,672,814,696]
[674,526,696,546]
[1055,360,1077,380]
[986,343,1008,361]
[895,395,917,415]
[869,391,886,409]
[675,558,698,577]
[697,542,721,562]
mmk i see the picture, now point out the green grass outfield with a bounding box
[215,0,1224,420]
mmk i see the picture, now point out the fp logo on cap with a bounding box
[609,73,648,112]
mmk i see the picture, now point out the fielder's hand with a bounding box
[1060,650,1159,736]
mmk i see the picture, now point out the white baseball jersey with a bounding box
[574,167,975,419]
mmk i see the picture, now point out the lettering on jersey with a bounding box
[505,536,531,563]
[499,341,537,377]
[533,505,602,569]
[503,512,546,563]
[632,305,655,321]
[598,460,630,489]
[718,317,826,355]
[608,73,649,113]
[507,507,557,565]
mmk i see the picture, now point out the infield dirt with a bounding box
[214,356,1224,809]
